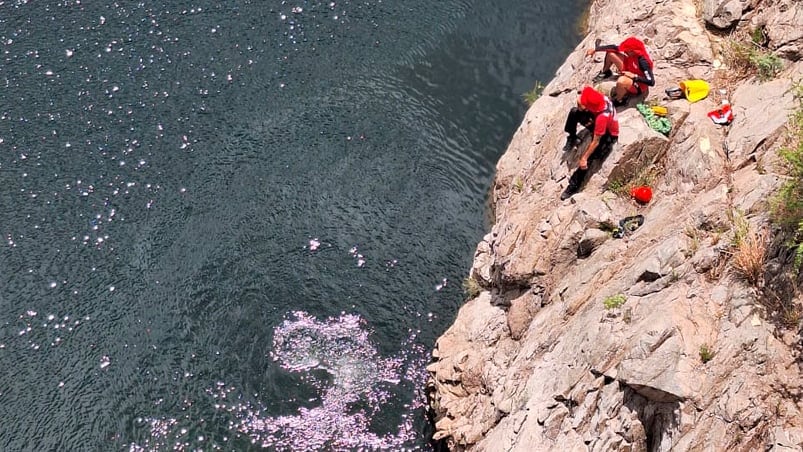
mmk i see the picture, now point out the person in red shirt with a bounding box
[586,36,655,106]
[561,86,619,200]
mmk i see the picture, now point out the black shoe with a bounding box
[563,135,581,151]
[612,215,644,238]
[560,185,578,200]
[592,70,612,83]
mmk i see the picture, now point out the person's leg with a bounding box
[579,110,595,132]
[564,107,583,137]
[593,52,626,82]
[564,108,595,137]
[636,86,649,101]
[603,52,626,73]
[563,109,595,150]
[613,75,634,104]
[626,82,644,103]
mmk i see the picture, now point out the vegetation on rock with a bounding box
[462,276,482,300]
[602,294,626,310]
[722,30,784,81]
[522,81,545,106]
[727,210,768,287]
[699,343,715,363]
[772,83,803,270]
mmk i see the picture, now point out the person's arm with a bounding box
[629,56,655,86]
[585,43,619,57]
[578,134,601,170]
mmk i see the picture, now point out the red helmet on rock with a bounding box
[631,186,653,204]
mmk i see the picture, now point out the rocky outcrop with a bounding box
[426,0,803,450]
[703,0,744,30]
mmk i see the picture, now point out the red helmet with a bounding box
[579,86,606,113]
[631,186,653,204]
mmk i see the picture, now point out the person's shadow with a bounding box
[561,134,617,199]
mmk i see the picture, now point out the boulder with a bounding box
[703,0,744,29]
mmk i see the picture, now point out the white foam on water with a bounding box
[219,310,426,450]
[129,310,428,450]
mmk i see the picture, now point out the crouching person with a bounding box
[586,36,655,106]
[561,86,619,201]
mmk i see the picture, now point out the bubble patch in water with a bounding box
[208,311,427,450]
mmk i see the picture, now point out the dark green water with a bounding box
[0,1,584,450]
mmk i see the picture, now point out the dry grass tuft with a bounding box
[730,227,768,286]
[719,30,783,83]
[462,276,482,300]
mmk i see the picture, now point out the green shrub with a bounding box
[771,83,803,269]
[751,52,783,81]
[603,294,626,310]
[723,40,783,81]
[513,177,524,193]
[606,165,657,199]
[729,209,751,248]
[699,344,715,363]
[606,178,627,196]
[750,26,768,46]
[522,81,545,106]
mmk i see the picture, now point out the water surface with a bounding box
[0,0,585,449]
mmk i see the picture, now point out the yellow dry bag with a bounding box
[679,79,710,103]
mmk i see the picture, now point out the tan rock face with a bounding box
[426,0,803,450]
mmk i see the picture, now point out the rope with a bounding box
[636,103,671,135]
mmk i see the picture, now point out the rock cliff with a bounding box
[426,0,803,450]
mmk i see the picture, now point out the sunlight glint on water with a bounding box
[0,0,584,449]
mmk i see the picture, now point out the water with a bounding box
[0,1,584,450]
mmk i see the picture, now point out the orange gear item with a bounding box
[631,186,653,204]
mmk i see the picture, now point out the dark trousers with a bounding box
[564,107,595,137]
[567,134,618,190]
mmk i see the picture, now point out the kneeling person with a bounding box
[561,86,619,200]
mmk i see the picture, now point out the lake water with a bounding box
[0,1,584,450]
